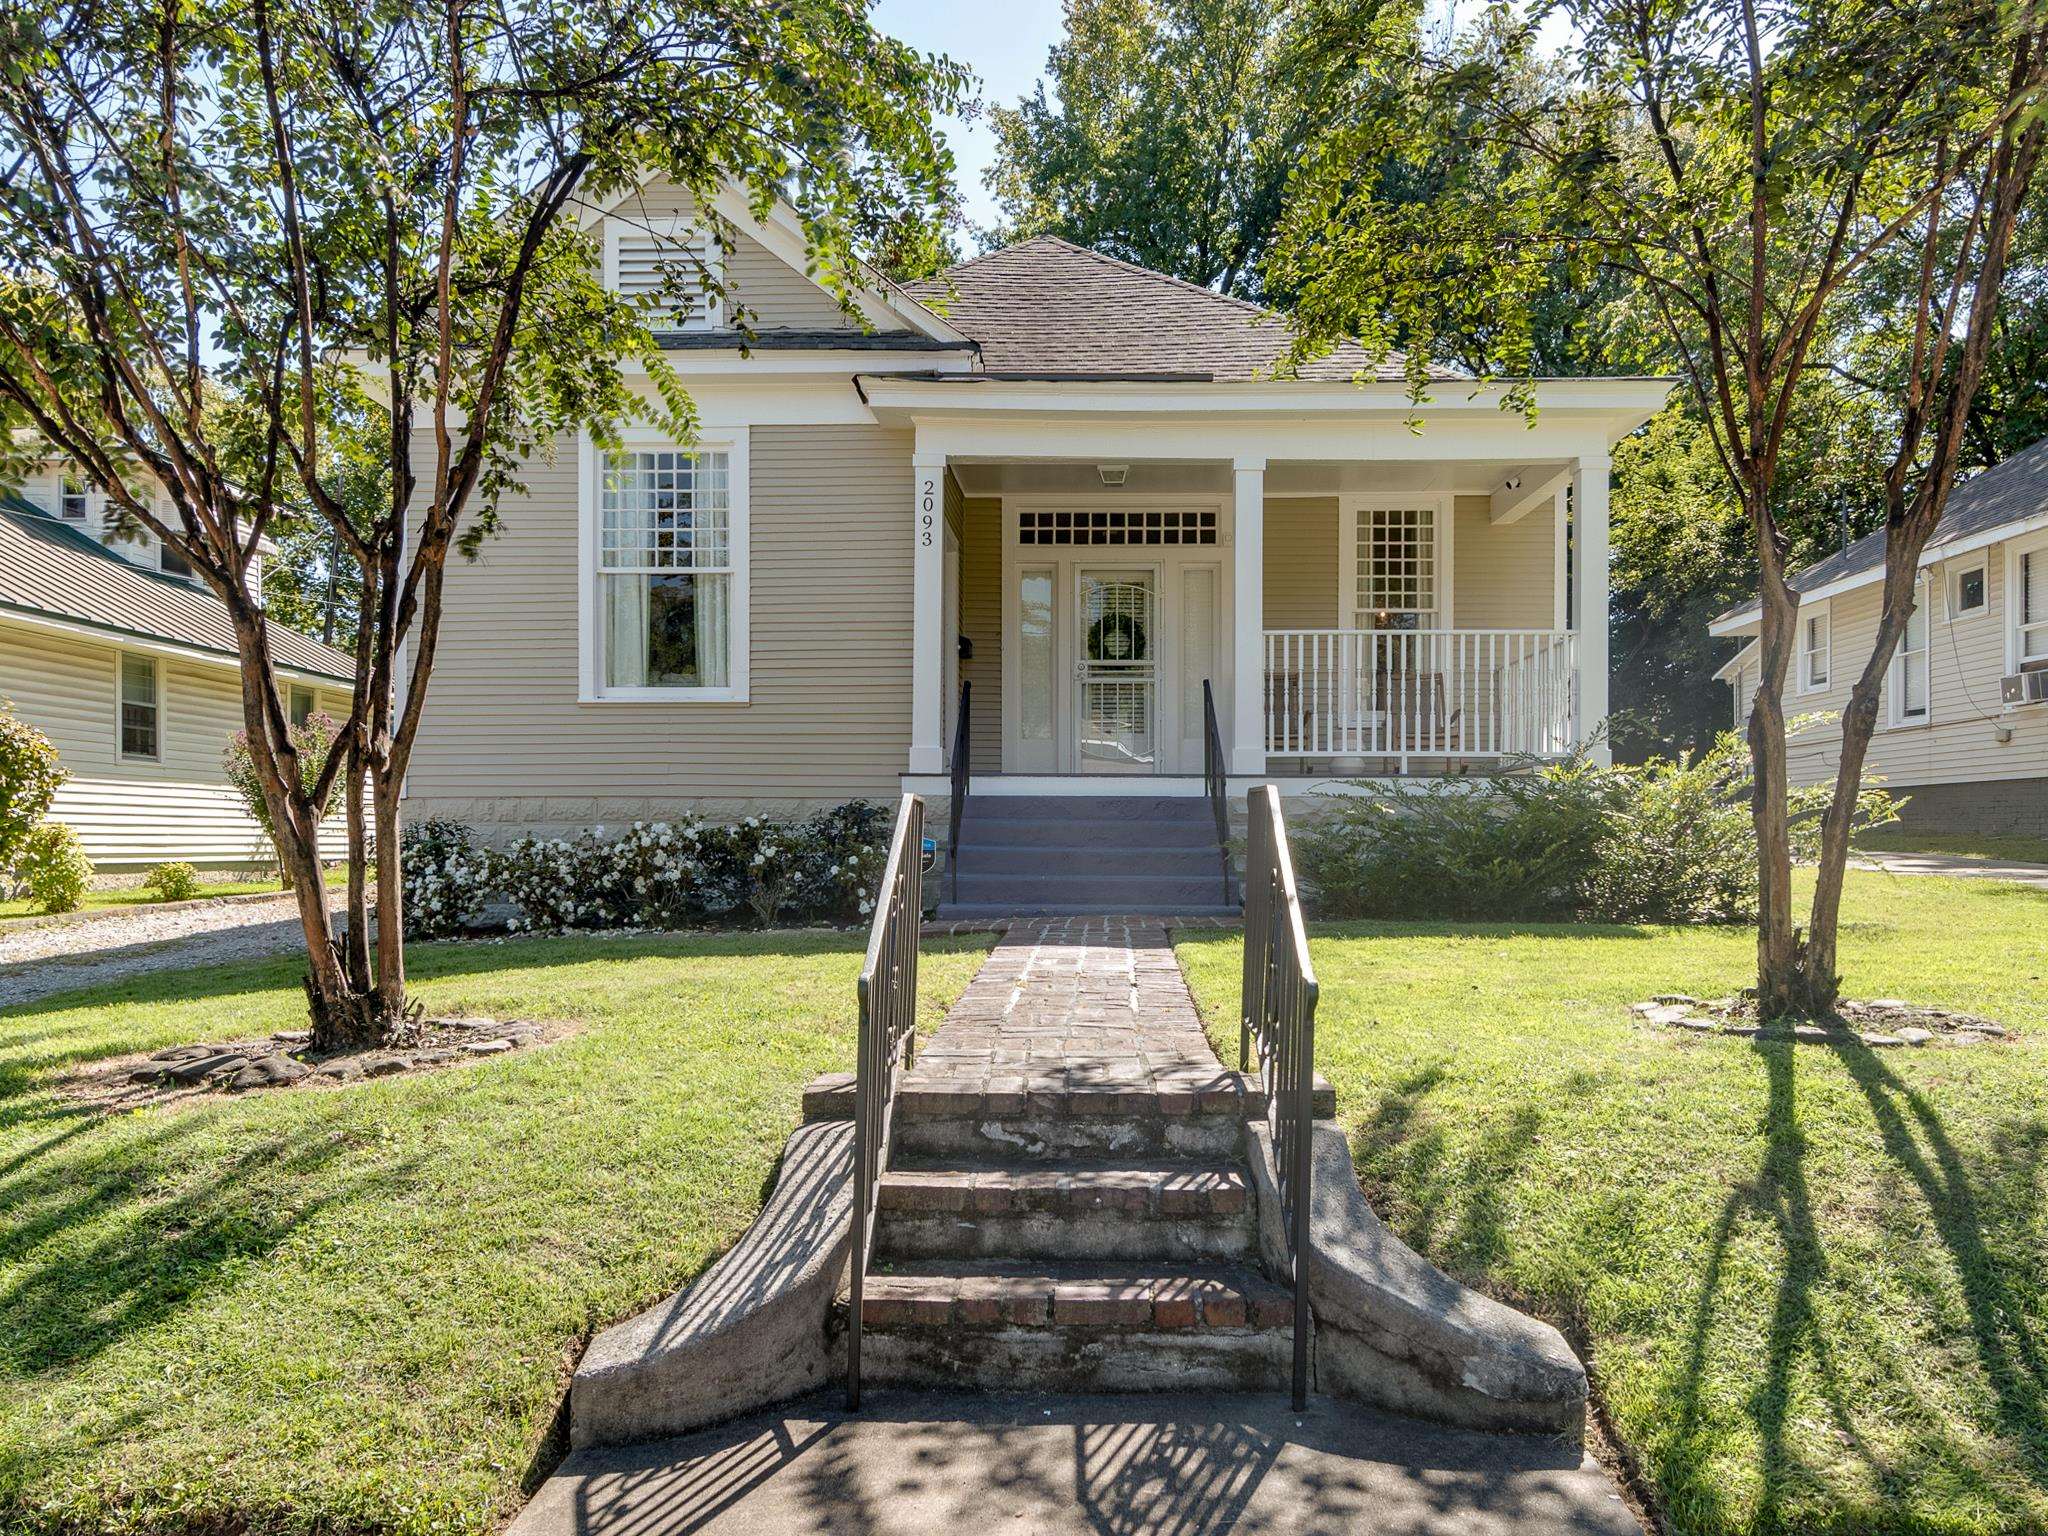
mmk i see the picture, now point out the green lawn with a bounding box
[1855,827,2048,865]
[1,877,284,922]
[1178,870,2048,1536]
[0,929,991,1536]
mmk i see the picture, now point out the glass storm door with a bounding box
[1077,570,1158,772]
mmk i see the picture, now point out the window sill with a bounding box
[580,687,749,705]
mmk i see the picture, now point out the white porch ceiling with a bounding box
[946,457,1571,500]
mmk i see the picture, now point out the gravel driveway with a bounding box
[0,892,353,1011]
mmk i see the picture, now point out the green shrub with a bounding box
[0,699,67,877]
[1294,732,1896,925]
[17,822,93,914]
[400,818,489,937]
[223,710,342,881]
[142,861,202,902]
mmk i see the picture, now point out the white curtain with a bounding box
[605,574,648,688]
[694,573,729,688]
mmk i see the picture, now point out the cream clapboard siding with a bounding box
[0,619,346,868]
[1453,494,1557,628]
[1768,545,2048,790]
[601,179,863,332]
[404,424,915,822]
[959,495,1004,774]
[1265,499,1339,630]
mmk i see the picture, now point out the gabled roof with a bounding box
[1712,435,2048,632]
[0,496,355,683]
[903,236,1424,383]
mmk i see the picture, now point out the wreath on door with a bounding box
[1087,609,1148,662]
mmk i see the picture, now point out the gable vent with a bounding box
[613,228,718,329]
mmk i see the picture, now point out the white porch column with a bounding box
[1572,454,1612,765]
[1232,455,1267,775]
[909,451,946,774]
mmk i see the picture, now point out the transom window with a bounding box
[598,448,732,691]
[1017,507,1217,546]
[119,652,160,761]
[1800,607,1830,691]
[1353,505,1437,630]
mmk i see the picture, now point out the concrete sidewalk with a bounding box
[1852,850,2048,887]
[511,1389,1643,1536]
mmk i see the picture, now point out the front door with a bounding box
[1076,569,1158,772]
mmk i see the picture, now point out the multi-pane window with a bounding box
[1800,608,1830,691]
[2020,549,2048,667]
[1354,506,1436,630]
[1892,587,1931,723]
[59,476,88,521]
[119,653,160,760]
[598,449,732,691]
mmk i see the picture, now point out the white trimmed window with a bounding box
[1734,664,1756,727]
[1350,503,1438,630]
[1948,563,1986,621]
[605,218,721,330]
[1798,604,1831,693]
[59,475,89,521]
[1889,580,1932,726]
[159,541,196,581]
[119,652,161,761]
[586,434,748,700]
[2017,545,2048,671]
[288,685,316,728]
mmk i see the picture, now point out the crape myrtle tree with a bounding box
[1270,0,2047,1015]
[0,0,965,1048]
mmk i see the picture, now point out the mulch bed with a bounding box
[58,1014,576,1113]
[1631,994,2014,1048]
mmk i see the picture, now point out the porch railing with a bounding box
[1201,679,1236,907]
[847,791,924,1411]
[947,681,970,904]
[1240,783,1318,1411]
[1264,629,1576,763]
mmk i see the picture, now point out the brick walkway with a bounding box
[908,917,1234,1103]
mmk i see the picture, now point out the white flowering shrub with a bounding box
[490,801,892,933]
[400,818,493,938]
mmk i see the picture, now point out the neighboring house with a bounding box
[1710,435,2048,835]
[403,174,1671,844]
[0,474,355,871]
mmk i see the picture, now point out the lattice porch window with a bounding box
[1354,505,1437,630]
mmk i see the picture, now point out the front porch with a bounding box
[907,450,1606,787]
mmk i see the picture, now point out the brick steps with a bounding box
[874,1161,1256,1262]
[860,1261,1292,1332]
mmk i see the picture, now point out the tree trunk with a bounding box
[371,763,407,1018]
[1748,527,1804,1019]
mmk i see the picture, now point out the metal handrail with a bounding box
[948,680,970,905]
[1201,679,1236,907]
[1239,784,1318,1411]
[847,791,924,1411]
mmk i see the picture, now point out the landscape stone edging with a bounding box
[569,1118,853,1450]
[1246,1122,1588,1441]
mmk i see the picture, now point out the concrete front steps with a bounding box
[940,795,1236,918]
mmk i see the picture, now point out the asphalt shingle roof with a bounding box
[903,235,1419,382]
[1715,436,2048,626]
[0,496,356,682]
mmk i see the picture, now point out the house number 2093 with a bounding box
[919,478,936,547]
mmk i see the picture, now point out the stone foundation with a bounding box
[1887,778,2048,839]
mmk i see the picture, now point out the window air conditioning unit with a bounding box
[2001,669,2048,706]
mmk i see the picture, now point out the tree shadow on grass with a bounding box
[0,1107,420,1380]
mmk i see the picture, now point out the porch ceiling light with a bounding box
[1098,463,1129,486]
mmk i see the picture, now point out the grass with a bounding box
[1177,868,2048,1536]
[1855,827,2048,865]
[0,927,992,1536]
[0,877,285,922]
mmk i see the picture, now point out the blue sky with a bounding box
[869,0,1068,237]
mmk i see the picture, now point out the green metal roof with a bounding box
[0,495,355,683]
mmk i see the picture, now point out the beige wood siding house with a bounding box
[400,174,1670,841]
[0,494,354,870]
[1711,437,2048,835]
